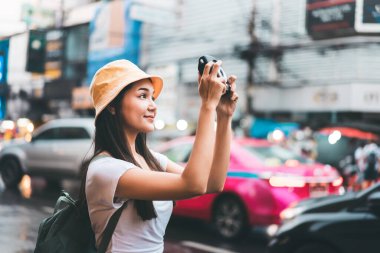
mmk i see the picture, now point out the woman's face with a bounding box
[120,79,157,133]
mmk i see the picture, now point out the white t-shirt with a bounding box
[86,151,173,253]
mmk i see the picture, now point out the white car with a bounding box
[0,118,95,188]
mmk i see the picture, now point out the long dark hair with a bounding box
[79,83,165,221]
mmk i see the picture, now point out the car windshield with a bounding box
[242,145,312,166]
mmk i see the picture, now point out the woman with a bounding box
[80,59,238,252]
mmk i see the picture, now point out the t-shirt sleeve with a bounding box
[150,150,169,171]
[86,157,136,209]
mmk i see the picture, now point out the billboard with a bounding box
[306,0,380,39]
[355,0,380,32]
[306,0,357,39]
[86,0,142,84]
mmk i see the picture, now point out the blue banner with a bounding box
[0,39,9,84]
[0,39,9,119]
[86,0,141,84]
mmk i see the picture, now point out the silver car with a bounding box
[0,118,94,188]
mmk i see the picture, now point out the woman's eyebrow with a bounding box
[137,87,154,93]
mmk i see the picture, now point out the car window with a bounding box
[33,128,58,141]
[56,127,91,140]
[242,145,311,166]
[162,143,192,163]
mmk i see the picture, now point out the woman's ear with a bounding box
[107,106,116,115]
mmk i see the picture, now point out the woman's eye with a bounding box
[139,94,155,101]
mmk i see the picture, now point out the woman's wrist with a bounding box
[216,112,233,121]
[216,114,232,126]
[201,101,217,112]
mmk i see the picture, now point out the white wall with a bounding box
[8,33,33,93]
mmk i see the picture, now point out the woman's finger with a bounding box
[230,92,239,102]
[202,61,214,77]
[210,61,222,77]
[228,75,237,91]
[228,75,237,84]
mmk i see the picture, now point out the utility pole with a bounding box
[269,0,281,84]
[246,0,258,116]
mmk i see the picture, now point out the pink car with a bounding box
[156,136,343,239]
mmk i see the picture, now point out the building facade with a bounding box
[4,0,380,132]
[139,0,252,131]
[251,0,380,129]
[142,0,380,131]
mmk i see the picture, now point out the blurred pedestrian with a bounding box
[340,139,360,191]
[79,59,239,252]
[362,141,380,189]
[354,140,366,191]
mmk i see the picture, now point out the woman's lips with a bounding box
[144,116,155,121]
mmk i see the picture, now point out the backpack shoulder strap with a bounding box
[97,201,128,253]
[90,152,127,253]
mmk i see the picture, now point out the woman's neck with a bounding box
[125,131,138,156]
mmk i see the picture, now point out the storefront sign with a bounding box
[253,83,380,112]
[306,0,356,39]
[26,30,46,73]
[306,0,380,39]
[44,30,64,80]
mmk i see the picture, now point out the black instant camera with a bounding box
[198,55,231,94]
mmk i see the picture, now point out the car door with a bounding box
[52,127,93,175]
[343,200,380,253]
[327,201,380,253]
[24,127,59,171]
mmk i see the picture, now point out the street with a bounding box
[0,176,268,253]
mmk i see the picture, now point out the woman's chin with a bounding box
[142,126,155,133]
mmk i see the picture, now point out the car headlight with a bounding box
[266,224,279,237]
[280,206,305,221]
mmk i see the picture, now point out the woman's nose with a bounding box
[148,99,157,111]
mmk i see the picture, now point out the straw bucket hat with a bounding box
[90,59,163,121]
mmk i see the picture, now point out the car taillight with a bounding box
[332,176,343,187]
[269,176,305,188]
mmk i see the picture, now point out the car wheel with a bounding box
[0,157,23,188]
[212,196,248,240]
[295,243,336,253]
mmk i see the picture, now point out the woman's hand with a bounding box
[216,75,238,117]
[198,61,226,109]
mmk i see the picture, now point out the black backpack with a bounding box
[34,191,126,253]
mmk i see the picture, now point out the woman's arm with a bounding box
[165,159,185,174]
[206,75,238,193]
[116,61,226,200]
[206,115,232,193]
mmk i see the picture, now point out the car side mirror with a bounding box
[367,192,380,215]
